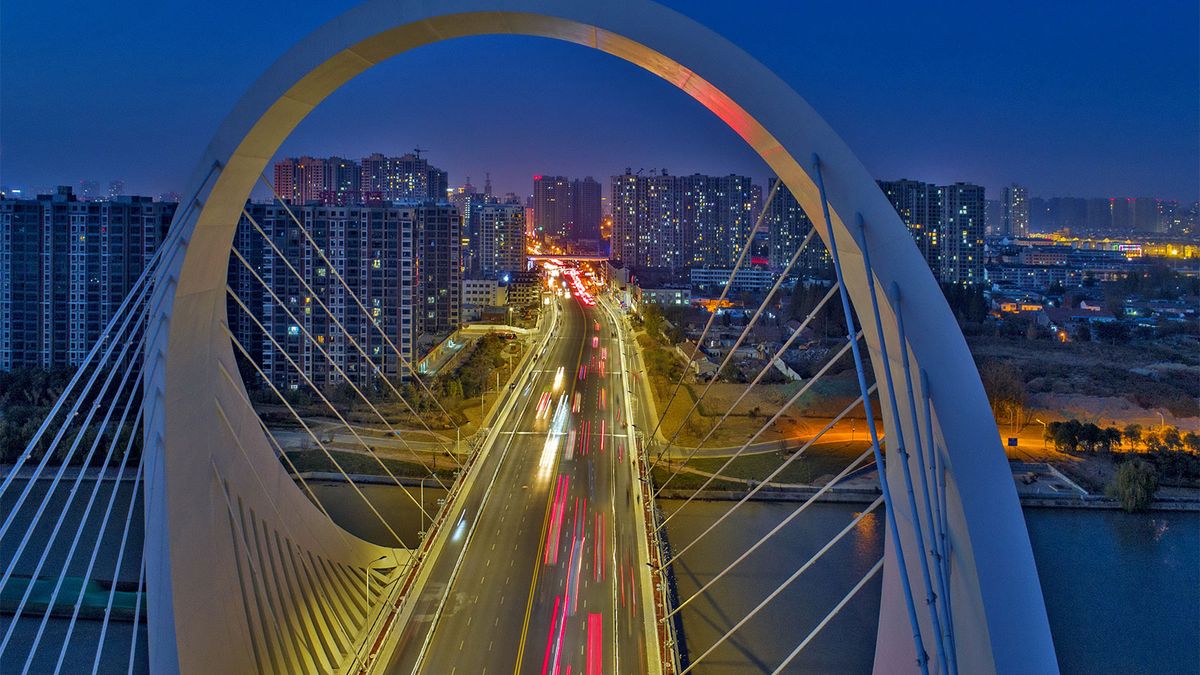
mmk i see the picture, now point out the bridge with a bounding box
[1,1,1056,674]
[528,254,610,262]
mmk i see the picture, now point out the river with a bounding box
[2,478,1196,673]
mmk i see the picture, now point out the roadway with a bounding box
[386,291,651,674]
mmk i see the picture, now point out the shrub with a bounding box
[1107,460,1158,512]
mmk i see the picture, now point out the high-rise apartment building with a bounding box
[878,179,942,274]
[764,177,830,277]
[273,153,448,206]
[1001,183,1029,238]
[1084,198,1110,230]
[938,182,986,285]
[532,175,573,241]
[531,175,603,242]
[230,201,460,389]
[1156,200,1181,234]
[609,169,756,273]
[1,187,174,370]
[1132,197,1159,232]
[570,177,602,240]
[360,153,448,203]
[680,174,757,269]
[478,202,526,279]
[877,178,984,285]
[78,180,100,201]
[1110,198,1133,230]
[414,202,461,337]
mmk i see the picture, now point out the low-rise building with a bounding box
[689,267,777,292]
[636,286,691,308]
[507,270,542,306]
[462,278,508,321]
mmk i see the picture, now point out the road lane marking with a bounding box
[515,303,588,675]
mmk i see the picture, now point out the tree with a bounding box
[979,361,1026,420]
[1073,322,1092,342]
[1102,427,1122,453]
[1123,424,1143,449]
[1142,430,1163,453]
[1078,423,1104,453]
[1093,321,1131,345]
[1107,460,1158,512]
[642,305,665,339]
[1161,427,1183,452]
[1048,419,1083,452]
[1184,432,1200,454]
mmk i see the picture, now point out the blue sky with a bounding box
[2,0,1196,201]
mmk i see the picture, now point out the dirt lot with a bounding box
[968,332,1199,428]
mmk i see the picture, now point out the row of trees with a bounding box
[1045,419,1200,454]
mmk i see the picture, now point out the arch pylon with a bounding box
[144,1,1057,672]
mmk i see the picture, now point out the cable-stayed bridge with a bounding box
[0,1,1056,673]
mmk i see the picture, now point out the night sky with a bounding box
[2,0,1196,201]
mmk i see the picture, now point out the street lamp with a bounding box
[365,554,389,604]
[1035,418,1047,449]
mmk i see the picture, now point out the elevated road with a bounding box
[384,293,656,673]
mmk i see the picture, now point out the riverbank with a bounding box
[657,487,1200,511]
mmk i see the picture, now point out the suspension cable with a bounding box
[241,208,457,463]
[21,373,147,668]
[227,284,434,524]
[649,226,818,473]
[654,330,860,498]
[922,368,957,664]
[0,335,146,657]
[679,497,882,674]
[646,180,782,446]
[222,319,410,548]
[893,288,958,673]
[658,385,874,536]
[812,156,929,672]
[0,273,154,507]
[257,174,454,426]
[0,316,147,615]
[90,454,144,673]
[856,219,948,673]
[771,557,884,674]
[55,409,142,671]
[231,247,454,490]
[214,356,354,543]
[663,443,872,595]
[651,281,839,479]
[125,556,147,675]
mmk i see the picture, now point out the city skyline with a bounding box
[2,2,1196,673]
[2,1,1197,202]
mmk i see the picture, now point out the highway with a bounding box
[386,280,653,674]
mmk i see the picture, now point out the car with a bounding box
[509,382,517,391]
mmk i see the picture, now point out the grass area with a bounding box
[652,440,871,490]
[634,328,869,447]
[285,449,457,481]
[256,331,529,440]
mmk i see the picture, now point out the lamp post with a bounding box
[365,554,388,604]
[1035,418,1047,449]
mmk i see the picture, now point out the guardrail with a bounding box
[600,292,678,674]
[353,298,559,672]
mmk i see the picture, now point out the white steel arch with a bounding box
[144,1,1057,673]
